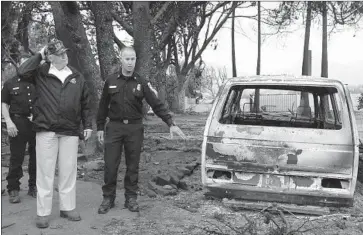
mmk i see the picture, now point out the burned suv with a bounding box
[201,75,360,207]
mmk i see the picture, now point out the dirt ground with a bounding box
[82,113,363,235]
[2,113,363,234]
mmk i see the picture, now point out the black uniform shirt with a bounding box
[1,75,36,116]
[96,72,173,130]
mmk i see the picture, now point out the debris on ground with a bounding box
[2,114,363,234]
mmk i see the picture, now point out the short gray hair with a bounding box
[120,46,136,57]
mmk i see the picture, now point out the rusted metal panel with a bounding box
[205,185,353,207]
[205,141,353,175]
[223,199,331,215]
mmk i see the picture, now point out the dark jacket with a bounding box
[18,53,93,136]
[96,72,173,131]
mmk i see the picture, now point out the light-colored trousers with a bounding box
[36,132,79,216]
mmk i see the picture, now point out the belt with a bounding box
[110,118,142,124]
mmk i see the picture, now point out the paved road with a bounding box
[1,172,139,235]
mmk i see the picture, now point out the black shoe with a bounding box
[98,197,115,214]
[28,186,37,198]
[60,209,81,221]
[9,190,21,204]
[35,216,49,228]
[124,197,139,212]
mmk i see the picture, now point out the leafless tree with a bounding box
[201,66,230,100]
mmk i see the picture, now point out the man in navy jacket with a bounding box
[19,39,93,228]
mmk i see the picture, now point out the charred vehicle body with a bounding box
[201,76,360,207]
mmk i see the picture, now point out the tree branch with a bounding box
[159,14,178,50]
[186,4,237,72]
[204,8,212,42]
[165,41,172,68]
[182,32,189,65]
[329,2,362,26]
[111,11,133,36]
[188,12,206,67]
[151,2,172,25]
[171,36,180,75]
[113,30,125,50]
[204,2,230,17]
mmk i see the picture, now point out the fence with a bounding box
[250,94,299,112]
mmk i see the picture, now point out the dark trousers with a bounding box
[6,115,36,192]
[102,121,144,198]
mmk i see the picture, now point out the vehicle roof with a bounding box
[226,75,346,87]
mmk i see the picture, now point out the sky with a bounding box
[115,2,363,85]
[201,3,363,85]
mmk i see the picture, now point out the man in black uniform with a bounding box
[1,54,37,203]
[97,47,186,214]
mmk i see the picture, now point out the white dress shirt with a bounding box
[48,64,72,83]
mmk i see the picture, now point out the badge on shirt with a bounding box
[137,84,141,91]
[70,78,76,84]
[12,87,20,90]
[109,85,117,88]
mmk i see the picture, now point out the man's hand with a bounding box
[170,125,187,140]
[83,129,92,141]
[97,130,104,145]
[6,120,18,138]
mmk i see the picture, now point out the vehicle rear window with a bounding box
[219,85,343,130]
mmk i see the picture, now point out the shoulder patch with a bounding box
[147,82,158,96]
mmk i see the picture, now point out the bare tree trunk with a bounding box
[133,1,154,116]
[256,2,261,76]
[15,2,34,54]
[133,2,152,80]
[50,1,100,113]
[299,1,312,116]
[321,2,330,113]
[90,1,118,80]
[1,2,21,66]
[254,1,261,113]
[176,73,189,113]
[302,2,312,76]
[231,6,237,77]
[321,2,328,78]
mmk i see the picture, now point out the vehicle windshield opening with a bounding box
[219,85,343,130]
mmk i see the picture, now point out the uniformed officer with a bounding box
[97,46,186,214]
[1,54,37,203]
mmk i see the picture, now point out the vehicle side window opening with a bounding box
[313,94,320,120]
[219,85,343,130]
[333,93,343,123]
